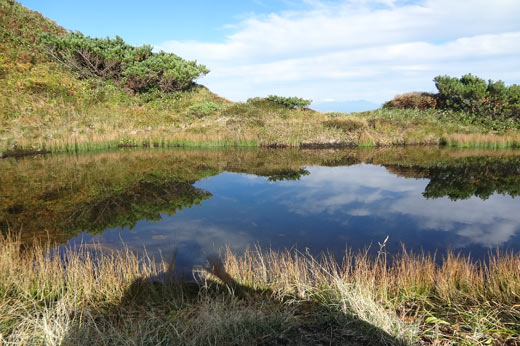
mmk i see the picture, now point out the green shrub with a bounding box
[434,74,520,122]
[383,92,438,110]
[266,95,312,109]
[247,95,311,110]
[40,32,209,93]
[188,101,224,118]
[122,52,208,93]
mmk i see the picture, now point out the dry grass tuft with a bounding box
[217,245,520,345]
[383,92,438,110]
[0,233,519,345]
[444,132,520,148]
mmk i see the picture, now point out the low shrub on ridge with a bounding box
[40,32,209,93]
[383,74,520,129]
[434,74,520,122]
[248,95,312,110]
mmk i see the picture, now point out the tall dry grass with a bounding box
[216,245,520,345]
[0,234,161,344]
[0,233,518,345]
[444,133,520,148]
[0,235,301,345]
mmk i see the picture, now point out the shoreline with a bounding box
[2,135,520,159]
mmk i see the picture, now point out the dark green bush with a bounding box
[247,95,311,110]
[266,95,312,109]
[40,32,209,93]
[434,74,520,122]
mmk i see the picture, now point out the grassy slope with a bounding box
[1,0,520,156]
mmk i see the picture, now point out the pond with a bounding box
[1,147,519,271]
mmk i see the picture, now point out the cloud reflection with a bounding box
[281,164,520,248]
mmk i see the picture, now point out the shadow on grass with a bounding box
[61,252,411,346]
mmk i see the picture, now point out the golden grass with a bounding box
[1,231,517,345]
[212,246,520,345]
[444,133,520,148]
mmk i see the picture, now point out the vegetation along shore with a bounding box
[0,233,518,345]
[1,0,520,157]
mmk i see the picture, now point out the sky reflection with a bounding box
[66,162,520,269]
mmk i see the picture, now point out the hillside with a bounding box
[1,0,519,156]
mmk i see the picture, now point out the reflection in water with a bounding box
[280,165,520,249]
[0,147,519,269]
[267,168,310,182]
[67,181,211,234]
[386,156,520,200]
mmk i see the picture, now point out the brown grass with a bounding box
[0,231,518,345]
[383,92,438,110]
[444,133,520,148]
[216,246,520,345]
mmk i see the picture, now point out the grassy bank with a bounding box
[0,234,518,345]
[3,81,520,156]
[2,0,520,157]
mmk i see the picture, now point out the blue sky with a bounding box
[19,0,520,112]
[18,0,308,45]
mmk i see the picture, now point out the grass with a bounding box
[442,133,520,149]
[0,233,518,345]
[222,246,520,345]
[2,2,519,344]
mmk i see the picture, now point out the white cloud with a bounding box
[156,0,520,108]
[74,219,254,268]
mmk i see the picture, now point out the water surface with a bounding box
[1,147,519,270]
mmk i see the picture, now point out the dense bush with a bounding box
[384,74,519,128]
[383,92,438,110]
[247,95,311,110]
[266,95,312,109]
[434,74,520,122]
[188,101,224,118]
[40,32,209,93]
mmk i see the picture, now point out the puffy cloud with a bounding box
[156,0,520,108]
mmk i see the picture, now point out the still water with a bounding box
[1,147,519,270]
